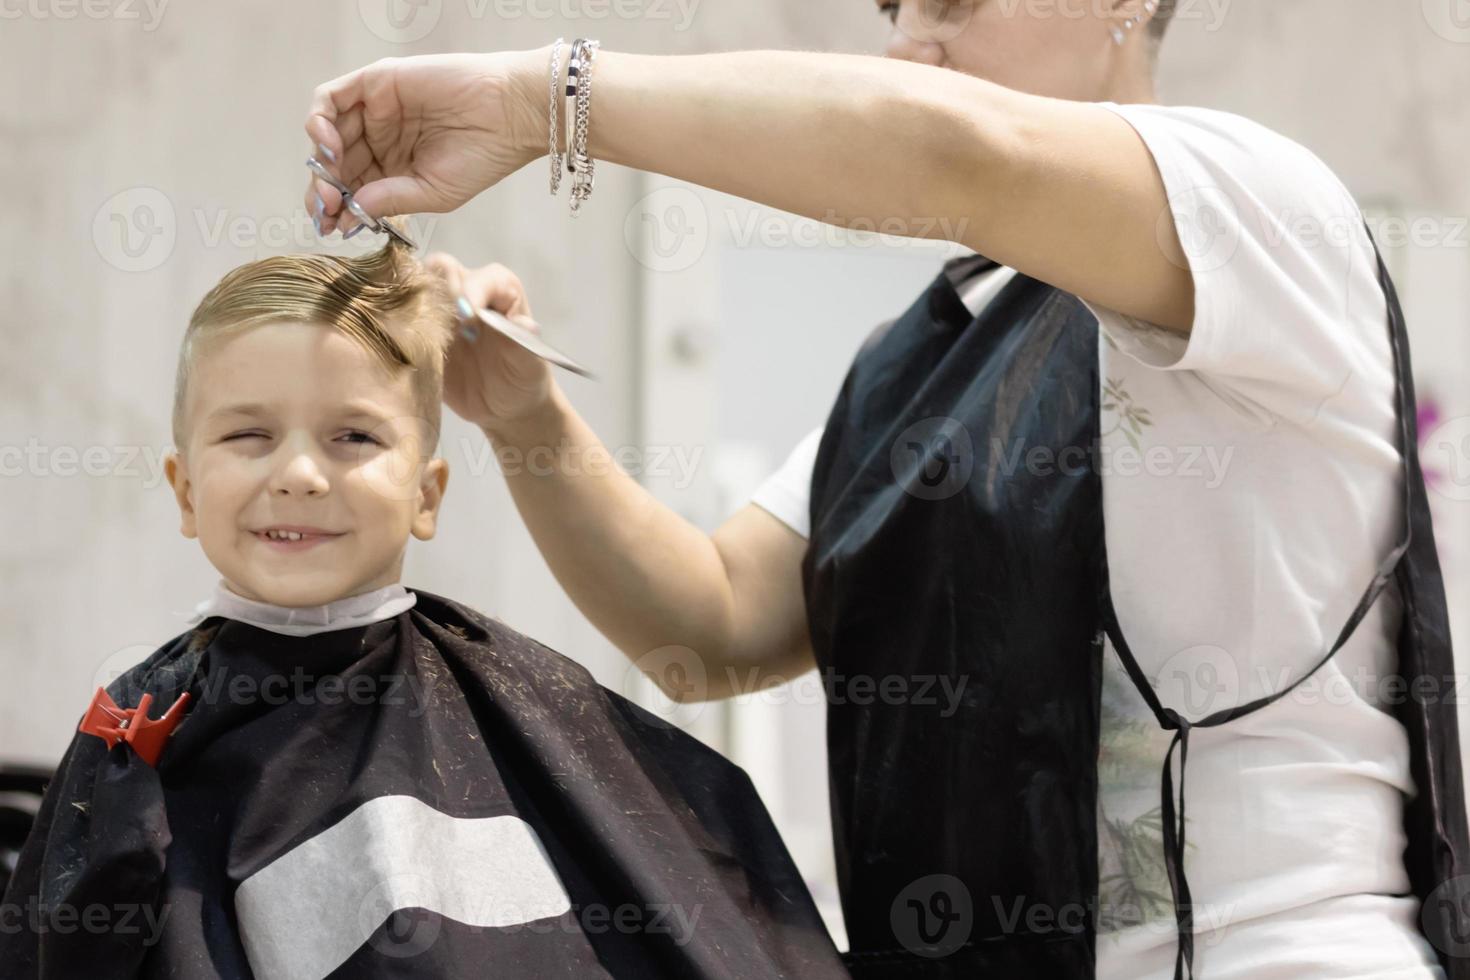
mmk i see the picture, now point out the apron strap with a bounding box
[1099,217,1414,980]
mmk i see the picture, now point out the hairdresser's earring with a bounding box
[1113,0,1154,45]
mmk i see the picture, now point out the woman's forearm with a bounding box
[515,45,1016,245]
[486,383,738,674]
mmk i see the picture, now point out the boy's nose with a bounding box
[269,448,330,497]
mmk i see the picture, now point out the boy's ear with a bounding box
[163,450,199,539]
[411,457,450,541]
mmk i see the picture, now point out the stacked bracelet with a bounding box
[555,37,600,216]
[547,37,566,197]
[564,42,580,176]
[569,38,599,215]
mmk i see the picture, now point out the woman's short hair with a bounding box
[172,239,457,458]
[1150,0,1178,42]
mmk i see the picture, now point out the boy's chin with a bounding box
[226,573,363,608]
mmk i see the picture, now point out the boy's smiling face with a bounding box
[163,321,449,607]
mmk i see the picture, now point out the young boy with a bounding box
[1,242,846,980]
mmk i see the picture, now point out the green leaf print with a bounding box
[1100,377,1153,454]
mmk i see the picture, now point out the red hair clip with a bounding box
[78,688,192,767]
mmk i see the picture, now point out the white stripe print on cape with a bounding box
[234,795,571,980]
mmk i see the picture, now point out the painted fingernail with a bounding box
[316,142,337,163]
[456,296,474,319]
[313,213,323,236]
[459,324,479,342]
[315,193,325,216]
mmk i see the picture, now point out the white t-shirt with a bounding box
[751,103,1446,978]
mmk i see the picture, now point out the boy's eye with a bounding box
[339,430,382,446]
[220,431,382,446]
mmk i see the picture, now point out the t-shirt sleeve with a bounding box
[749,425,823,539]
[1078,102,1386,423]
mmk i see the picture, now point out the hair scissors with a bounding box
[306,155,595,379]
[306,155,417,250]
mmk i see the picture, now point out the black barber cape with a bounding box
[802,222,1470,979]
[1,589,848,980]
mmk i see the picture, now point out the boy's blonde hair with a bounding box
[172,241,457,457]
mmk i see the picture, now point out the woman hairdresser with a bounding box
[302,2,1469,977]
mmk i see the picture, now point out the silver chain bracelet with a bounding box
[564,42,581,177]
[568,38,600,215]
[547,37,566,196]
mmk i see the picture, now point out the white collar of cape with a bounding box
[178,578,417,637]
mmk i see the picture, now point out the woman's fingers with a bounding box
[462,263,532,319]
[349,173,437,228]
[305,69,380,234]
[331,104,366,155]
[508,313,541,336]
[307,62,372,144]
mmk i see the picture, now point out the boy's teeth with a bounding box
[266,530,305,541]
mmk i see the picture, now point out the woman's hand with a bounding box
[426,253,557,439]
[304,50,548,236]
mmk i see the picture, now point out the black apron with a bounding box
[801,222,1470,978]
[1,589,848,980]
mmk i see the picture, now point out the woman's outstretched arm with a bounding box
[305,46,1194,335]
[575,48,1193,334]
